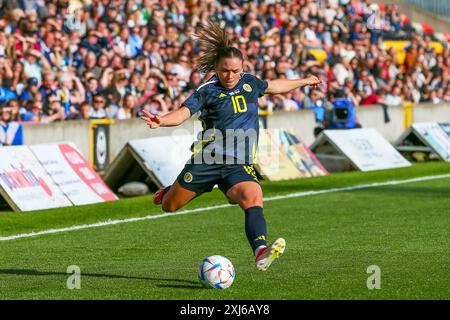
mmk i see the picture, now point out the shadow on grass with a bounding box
[0,269,203,289]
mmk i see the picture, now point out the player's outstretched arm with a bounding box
[265,75,322,95]
[141,106,191,129]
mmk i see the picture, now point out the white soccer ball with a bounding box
[198,255,235,289]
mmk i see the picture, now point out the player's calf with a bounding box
[161,199,181,212]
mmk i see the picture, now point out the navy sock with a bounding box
[244,206,268,253]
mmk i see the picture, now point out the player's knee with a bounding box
[240,193,262,208]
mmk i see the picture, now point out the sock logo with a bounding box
[255,235,266,241]
[183,172,193,183]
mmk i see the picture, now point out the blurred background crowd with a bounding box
[0,0,449,126]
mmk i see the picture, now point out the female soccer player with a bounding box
[141,21,322,271]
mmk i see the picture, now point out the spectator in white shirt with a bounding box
[172,55,192,84]
[89,94,107,119]
[113,27,133,59]
[333,57,351,85]
[384,86,403,106]
[116,93,136,120]
[21,49,51,83]
[302,20,322,49]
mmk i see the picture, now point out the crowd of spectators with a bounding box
[0,0,449,126]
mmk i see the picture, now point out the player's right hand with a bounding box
[141,109,161,129]
[304,75,323,89]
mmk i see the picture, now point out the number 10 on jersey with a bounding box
[231,95,248,113]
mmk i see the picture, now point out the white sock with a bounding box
[254,245,267,257]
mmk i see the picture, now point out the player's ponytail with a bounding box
[194,19,243,74]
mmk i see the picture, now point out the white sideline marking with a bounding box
[1,173,450,242]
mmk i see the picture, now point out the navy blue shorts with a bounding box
[177,163,259,194]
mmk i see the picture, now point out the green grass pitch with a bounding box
[0,162,449,300]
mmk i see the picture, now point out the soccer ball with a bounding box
[198,255,235,289]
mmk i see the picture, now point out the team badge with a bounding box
[183,172,193,183]
[243,84,252,92]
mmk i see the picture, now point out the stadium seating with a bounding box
[0,0,447,126]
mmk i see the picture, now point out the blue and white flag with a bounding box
[0,122,24,146]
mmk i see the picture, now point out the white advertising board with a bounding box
[412,122,450,161]
[320,128,411,171]
[128,135,196,187]
[30,143,117,205]
[0,146,72,211]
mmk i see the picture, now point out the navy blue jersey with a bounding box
[182,73,268,164]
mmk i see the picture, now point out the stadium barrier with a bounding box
[399,0,450,23]
[20,102,450,171]
[0,143,117,212]
[377,0,450,33]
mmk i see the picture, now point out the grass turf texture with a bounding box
[0,162,449,299]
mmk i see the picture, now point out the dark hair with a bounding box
[194,19,243,74]
[26,99,36,108]
[93,93,105,101]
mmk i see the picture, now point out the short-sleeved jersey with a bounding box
[182,73,268,164]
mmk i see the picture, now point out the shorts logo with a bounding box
[243,84,252,92]
[243,165,257,179]
[183,172,193,183]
